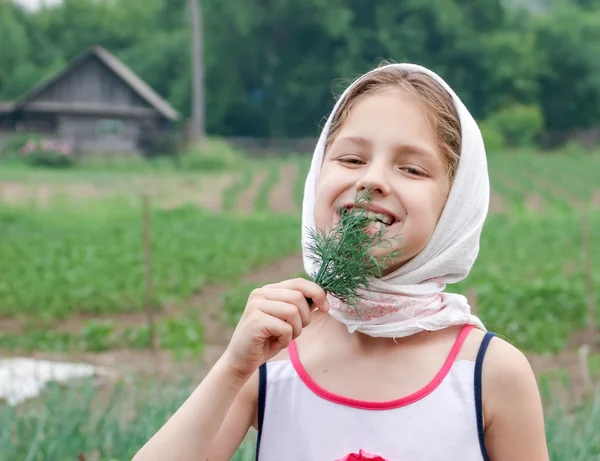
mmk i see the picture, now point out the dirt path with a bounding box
[157,173,238,212]
[592,189,600,208]
[0,181,102,206]
[489,192,509,215]
[236,169,268,214]
[531,176,581,207]
[524,193,546,214]
[268,163,299,214]
[526,328,599,405]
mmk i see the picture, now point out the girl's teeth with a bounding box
[366,211,393,225]
[367,220,387,231]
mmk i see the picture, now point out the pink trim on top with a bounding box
[289,324,474,410]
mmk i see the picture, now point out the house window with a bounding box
[96,119,125,136]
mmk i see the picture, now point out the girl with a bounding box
[134,63,549,461]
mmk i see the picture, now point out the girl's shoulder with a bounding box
[468,329,536,393]
[461,328,537,413]
[473,331,549,459]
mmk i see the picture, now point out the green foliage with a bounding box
[0,134,43,156]
[0,203,300,319]
[533,4,600,132]
[222,281,264,326]
[22,148,75,168]
[222,270,309,325]
[456,211,599,353]
[179,137,244,171]
[0,316,204,357]
[0,378,256,460]
[479,120,506,153]
[561,140,590,157]
[485,104,545,147]
[1,0,600,141]
[306,191,402,311]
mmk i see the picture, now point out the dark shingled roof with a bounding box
[11,46,179,121]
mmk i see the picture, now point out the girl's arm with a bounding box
[133,278,329,461]
[132,356,257,461]
[483,338,550,461]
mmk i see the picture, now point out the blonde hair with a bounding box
[325,64,461,184]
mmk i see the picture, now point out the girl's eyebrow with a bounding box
[334,135,372,149]
[392,143,439,162]
[336,135,438,162]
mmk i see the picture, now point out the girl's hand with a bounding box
[221,278,329,381]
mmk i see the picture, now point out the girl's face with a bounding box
[314,88,452,274]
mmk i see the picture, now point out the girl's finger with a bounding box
[258,311,294,348]
[270,278,330,313]
[261,287,311,327]
[259,301,303,340]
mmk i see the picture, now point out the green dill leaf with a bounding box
[305,190,403,313]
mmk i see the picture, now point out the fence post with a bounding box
[142,194,159,360]
[581,205,597,346]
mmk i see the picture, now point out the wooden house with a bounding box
[0,46,180,156]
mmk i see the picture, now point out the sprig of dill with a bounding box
[305,190,402,311]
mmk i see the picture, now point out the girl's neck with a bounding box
[309,310,436,355]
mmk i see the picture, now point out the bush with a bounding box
[18,138,75,168]
[179,137,244,171]
[486,104,544,148]
[479,120,505,153]
[1,133,43,156]
[561,139,589,157]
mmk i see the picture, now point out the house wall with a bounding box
[57,115,144,155]
[35,56,152,109]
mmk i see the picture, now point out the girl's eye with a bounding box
[339,157,364,165]
[401,166,426,177]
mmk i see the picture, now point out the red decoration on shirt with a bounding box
[335,449,390,461]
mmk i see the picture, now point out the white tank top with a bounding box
[255,325,494,461]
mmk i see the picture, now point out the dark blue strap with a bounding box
[474,332,495,461]
[255,362,267,461]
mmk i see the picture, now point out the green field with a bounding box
[1,150,599,459]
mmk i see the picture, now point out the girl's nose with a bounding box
[355,163,392,196]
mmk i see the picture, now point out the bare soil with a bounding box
[524,193,546,214]
[489,192,509,215]
[592,189,600,208]
[268,163,299,213]
[0,175,233,212]
[236,170,268,214]
[531,176,581,208]
[526,328,599,405]
[157,173,238,212]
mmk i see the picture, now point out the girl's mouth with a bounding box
[335,206,399,232]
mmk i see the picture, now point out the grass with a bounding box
[1,150,600,458]
[2,152,599,354]
[0,202,300,320]
[0,378,257,461]
[455,210,600,353]
[0,376,597,460]
[488,149,600,211]
[254,161,280,212]
[0,315,204,358]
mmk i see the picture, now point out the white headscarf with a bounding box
[301,63,488,338]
